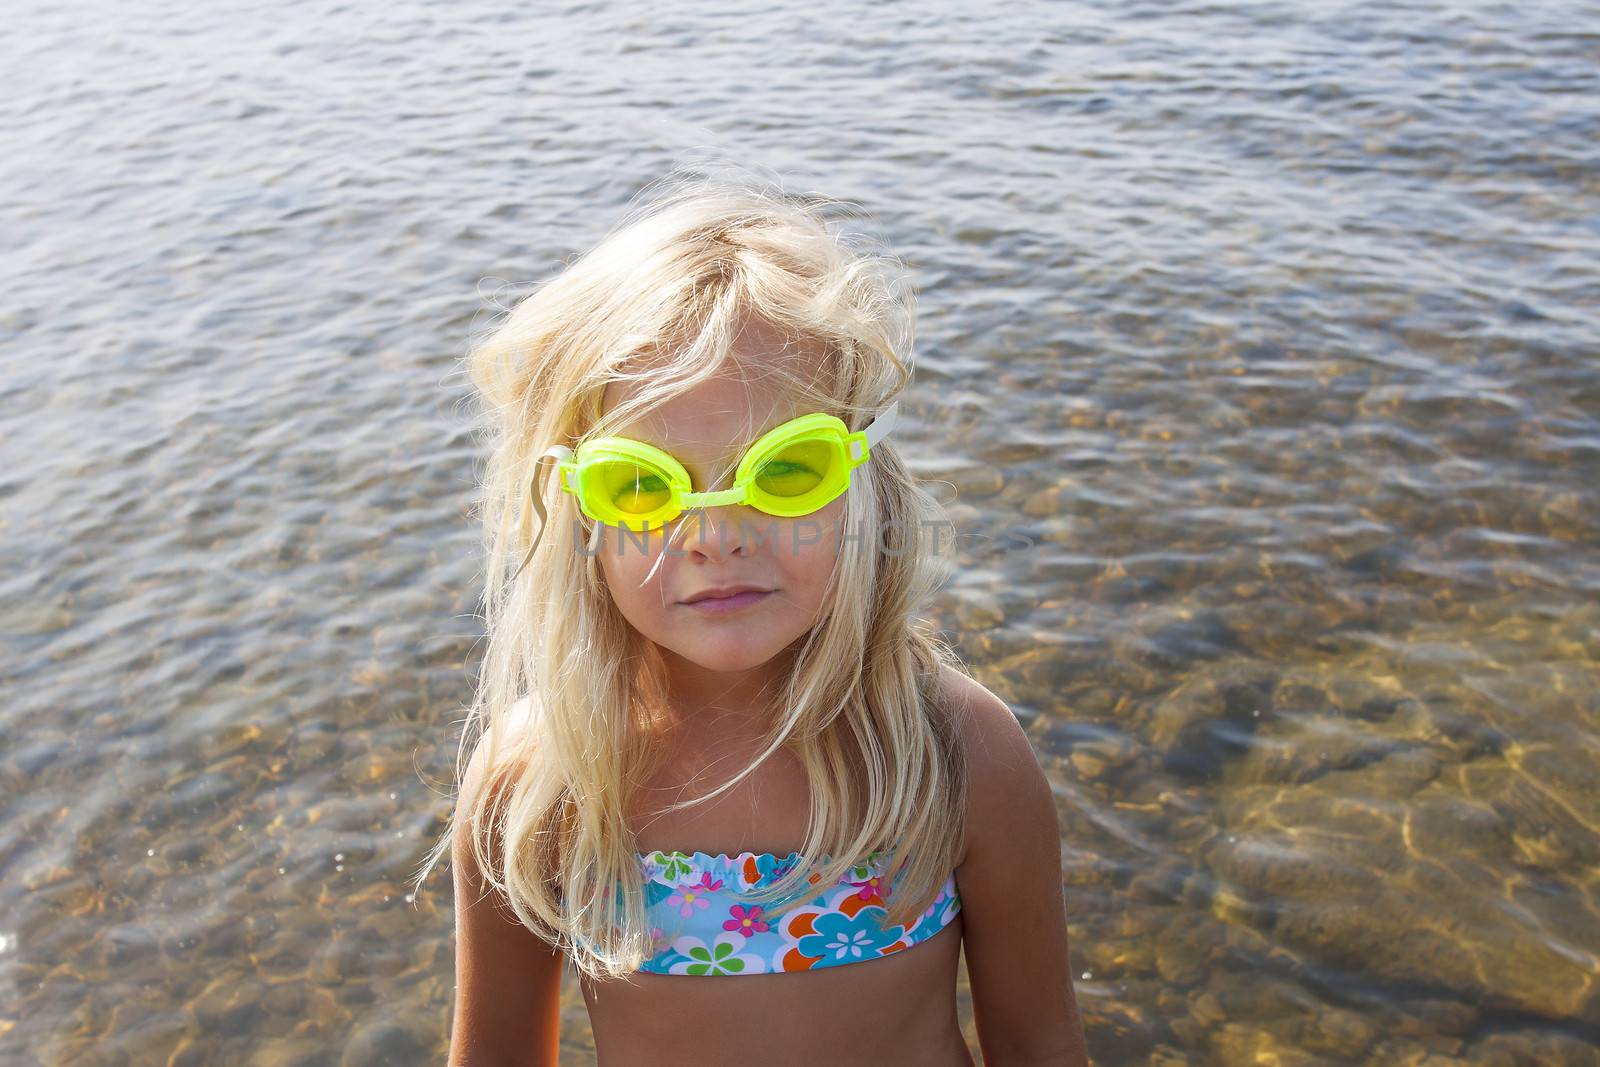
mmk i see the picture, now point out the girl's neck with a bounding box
[658,647,792,728]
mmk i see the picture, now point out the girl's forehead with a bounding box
[600,324,831,452]
[601,374,799,454]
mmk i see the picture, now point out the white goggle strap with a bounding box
[850,400,899,461]
[514,444,575,579]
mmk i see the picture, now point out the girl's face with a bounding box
[594,333,845,691]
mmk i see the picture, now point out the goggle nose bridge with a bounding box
[678,485,748,509]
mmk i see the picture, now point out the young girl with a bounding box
[414,165,1088,1066]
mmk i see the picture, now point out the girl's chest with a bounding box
[587,726,971,1065]
[627,731,815,856]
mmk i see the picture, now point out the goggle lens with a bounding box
[589,459,674,518]
[753,437,836,501]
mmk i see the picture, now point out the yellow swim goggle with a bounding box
[540,402,899,533]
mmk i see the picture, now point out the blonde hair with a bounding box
[411,161,972,981]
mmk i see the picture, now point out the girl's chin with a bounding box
[671,641,789,674]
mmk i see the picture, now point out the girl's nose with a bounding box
[681,504,767,557]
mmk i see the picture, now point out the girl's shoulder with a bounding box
[933,663,1046,870]
[460,696,542,810]
[932,662,1018,747]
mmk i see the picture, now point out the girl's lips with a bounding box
[679,590,774,614]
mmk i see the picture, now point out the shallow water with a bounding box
[3,0,1598,1063]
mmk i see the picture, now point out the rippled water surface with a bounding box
[4,0,1598,1063]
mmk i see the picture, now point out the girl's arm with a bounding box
[449,733,565,1067]
[951,674,1090,1066]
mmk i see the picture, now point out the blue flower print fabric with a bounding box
[627,848,962,976]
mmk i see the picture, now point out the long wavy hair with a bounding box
[411,162,971,981]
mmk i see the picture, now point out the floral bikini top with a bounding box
[623,847,962,976]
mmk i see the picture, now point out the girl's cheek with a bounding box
[596,532,663,596]
[775,517,840,572]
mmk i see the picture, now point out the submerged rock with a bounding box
[1205,752,1600,1025]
